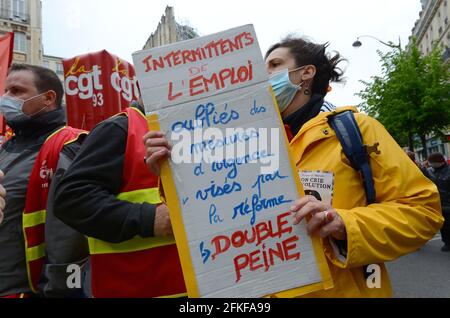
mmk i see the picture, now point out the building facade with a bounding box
[412,0,450,59]
[143,6,198,50]
[1,0,65,106]
[42,54,65,107]
[411,0,450,161]
[42,54,63,81]
[0,0,43,65]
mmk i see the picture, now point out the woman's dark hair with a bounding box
[8,63,64,108]
[428,152,446,164]
[265,36,346,96]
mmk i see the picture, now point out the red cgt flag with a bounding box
[63,50,139,131]
[0,32,14,138]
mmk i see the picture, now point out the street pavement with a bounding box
[386,234,450,298]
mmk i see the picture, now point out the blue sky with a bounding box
[42,0,422,106]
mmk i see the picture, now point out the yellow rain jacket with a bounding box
[288,107,443,297]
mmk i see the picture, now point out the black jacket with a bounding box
[429,163,450,212]
[53,112,156,243]
[0,109,87,297]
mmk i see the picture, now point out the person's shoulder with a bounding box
[92,113,129,133]
[444,164,450,175]
[353,112,384,130]
[326,107,377,129]
[351,112,397,146]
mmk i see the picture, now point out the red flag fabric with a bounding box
[0,32,14,139]
[63,50,139,131]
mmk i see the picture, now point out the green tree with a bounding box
[358,39,450,157]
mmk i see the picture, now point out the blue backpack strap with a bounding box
[328,111,376,204]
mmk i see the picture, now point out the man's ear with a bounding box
[43,90,58,109]
[301,65,317,81]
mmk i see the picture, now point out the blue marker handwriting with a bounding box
[211,150,274,179]
[233,194,293,226]
[250,99,267,116]
[190,129,259,155]
[209,204,224,225]
[251,170,289,198]
[199,241,211,264]
[196,180,242,201]
[194,163,205,176]
[171,102,239,133]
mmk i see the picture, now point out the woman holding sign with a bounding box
[144,36,443,297]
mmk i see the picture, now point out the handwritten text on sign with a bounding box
[133,25,323,298]
[134,26,267,110]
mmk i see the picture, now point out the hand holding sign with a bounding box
[143,131,172,176]
[291,195,347,241]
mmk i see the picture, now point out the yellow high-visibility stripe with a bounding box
[23,210,46,228]
[26,243,45,262]
[88,235,175,255]
[117,188,161,204]
[89,187,170,255]
[157,292,188,298]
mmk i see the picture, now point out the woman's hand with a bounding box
[290,195,347,241]
[143,131,172,176]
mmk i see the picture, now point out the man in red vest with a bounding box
[0,64,88,298]
[53,101,186,298]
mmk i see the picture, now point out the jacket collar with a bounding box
[289,106,358,146]
[288,106,358,166]
[6,108,66,145]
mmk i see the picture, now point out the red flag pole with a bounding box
[0,32,14,138]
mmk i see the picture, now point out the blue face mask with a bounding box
[0,95,27,122]
[269,67,305,113]
[0,93,47,123]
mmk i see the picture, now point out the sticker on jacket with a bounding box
[299,171,334,206]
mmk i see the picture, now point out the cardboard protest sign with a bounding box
[133,24,332,298]
[63,50,139,130]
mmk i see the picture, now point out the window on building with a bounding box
[439,26,443,34]
[13,32,26,53]
[56,63,64,75]
[429,146,439,154]
[43,60,49,68]
[10,0,27,21]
